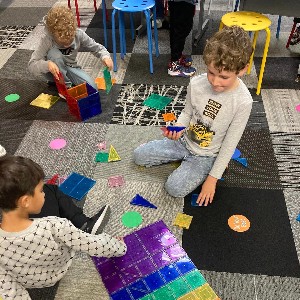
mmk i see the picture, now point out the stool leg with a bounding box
[130,13,135,41]
[276,16,282,39]
[119,11,126,58]
[286,22,297,48]
[112,9,118,72]
[102,0,108,48]
[256,27,271,95]
[93,0,97,12]
[219,22,224,31]
[152,5,159,57]
[144,9,154,74]
[247,31,258,75]
[74,0,81,27]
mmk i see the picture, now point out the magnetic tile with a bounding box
[193,283,219,300]
[120,265,142,285]
[152,251,172,268]
[152,285,176,300]
[111,288,132,300]
[144,271,165,291]
[159,264,181,283]
[174,257,196,275]
[166,244,186,262]
[184,270,207,290]
[168,277,191,298]
[136,258,157,277]
[102,273,124,294]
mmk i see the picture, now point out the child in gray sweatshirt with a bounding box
[28,5,113,91]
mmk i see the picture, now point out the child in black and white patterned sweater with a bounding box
[0,156,127,300]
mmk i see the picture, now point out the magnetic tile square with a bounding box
[113,252,135,270]
[59,172,96,201]
[184,270,206,290]
[166,244,186,262]
[108,175,125,187]
[143,94,173,110]
[177,292,199,300]
[95,151,109,162]
[120,265,142,285]
[136,258,157,277]
[124,234,142,250]
[193,283,219,300]
[144,271,165,291]
[140,294,155,300]
[95,259,118,278]
[102,273,124,294]
[128,280,150,299]
[111,288,132,300]
[174,257,196,275]
[152,285,176,300]
[168,277,191,298]
[152,251,172,268]
[173,213,193,229]
[159,264,181,283]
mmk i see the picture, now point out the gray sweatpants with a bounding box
[133,138,216,198]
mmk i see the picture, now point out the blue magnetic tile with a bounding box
[159,264,180,283]
[166,126,186,132]
[144,271,165,291]
[297,213,300,222]
[232,148,241,159]
[59,172,96,201]
[111,288,132,300]
[130,194,157,209]
[174,256,196,275]
[129,280,150,299]
[191,194,200,206]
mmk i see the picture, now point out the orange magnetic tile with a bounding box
[95,77,116,90]
[162,112,177,122]
[173,213,193,229]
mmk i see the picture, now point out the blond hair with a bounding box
[203,26,253,73]
[46,6,77,42]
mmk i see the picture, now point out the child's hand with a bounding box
[103,57,114,71]
[164,129,184,140]
[48,61,60,80]
[197,175,217,206]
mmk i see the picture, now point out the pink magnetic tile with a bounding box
[97,141,107,150]
[166,244,186,262]
[108,175,125,188]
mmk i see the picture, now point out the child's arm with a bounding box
[77,29,113,70]
[197,100,252,206]
[28,34,53,77]
[52,218,127,257]
[0,266,31,300]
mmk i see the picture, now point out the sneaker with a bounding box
[290,36,300,46]
[83,205,111,235]
[295,74,300,83]
[179,55,193,67]
[0,145,6,157]
[168,61,196,77]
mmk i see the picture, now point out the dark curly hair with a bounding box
[0,156,45,211]
[203,25,253,74]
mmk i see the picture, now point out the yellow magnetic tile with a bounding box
[178,291,198,300]
[173,213,193,229]
[30,93,59,109]
[193,283,219,300]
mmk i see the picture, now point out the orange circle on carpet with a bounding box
[228,214,250,233]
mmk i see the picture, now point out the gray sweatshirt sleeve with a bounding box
[28,34,53,77]
[209,101,252,179]
[53,218,127,258]
[77,29,110,60]
[0,266,31,300]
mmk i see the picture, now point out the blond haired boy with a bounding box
[134,26,253,206]
[28,6,113,91]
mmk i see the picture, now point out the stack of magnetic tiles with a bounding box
[92,220,219,300]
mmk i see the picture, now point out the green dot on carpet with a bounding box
[5,94,20,102]
[121,211,143,228]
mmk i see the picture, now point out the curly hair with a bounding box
[46,6,77,42]
[203,26,253,74]
[0,156,45,211]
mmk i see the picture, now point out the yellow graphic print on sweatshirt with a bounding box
[187,123,215,147]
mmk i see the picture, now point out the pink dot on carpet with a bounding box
[49,138,67,150]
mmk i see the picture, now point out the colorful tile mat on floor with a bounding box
[93,220,219,300]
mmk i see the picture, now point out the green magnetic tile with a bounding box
[152,285,176,300]
[95,152,109,162]
[142,93,172,110]
[168,277,191,298]
[140,294,155,300]
[184,270,206,290]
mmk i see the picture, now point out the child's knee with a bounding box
[133,146,146,166]
[165,178,187,198]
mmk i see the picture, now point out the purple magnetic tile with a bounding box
[143,238,164,253]
[159,264,181,283]
[136,258,157,276]
[166,244,186,262]
[92,256,108,266]
[137,220,168,241]
[144,271,165,291]
[124,234,142,251]
[111,288,132,300]
[95,259,118,278]
[102,273,124,294]
[160,231,177,247]
[174,256,196,275]
[120,265,142,285]
[152,251,171,268]
[113,252,135,270]
[134,246,149,261]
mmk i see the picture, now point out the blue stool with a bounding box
[112,0,159,74]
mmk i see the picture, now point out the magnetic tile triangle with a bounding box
[108,145,121,162]
[233,157,248,167]
[130,194,157,209]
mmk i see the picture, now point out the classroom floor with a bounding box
[0,0,300,299]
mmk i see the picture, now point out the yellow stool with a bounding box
[219,11,271,95]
